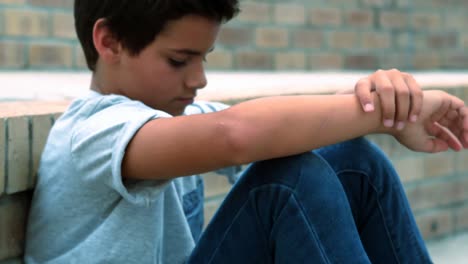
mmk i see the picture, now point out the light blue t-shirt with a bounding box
[24,91,231,264]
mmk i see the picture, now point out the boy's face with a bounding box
[111,15,220,116]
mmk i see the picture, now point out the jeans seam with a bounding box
[206,184,293,264]
[207,199,250,264]
[336,169,402,264]
[294,160,333,264]
[289,192,333,264]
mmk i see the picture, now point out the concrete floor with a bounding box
[427,232,468,264]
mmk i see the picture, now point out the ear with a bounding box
[93,18,122,65]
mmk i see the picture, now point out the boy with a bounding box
[25,0,467,263]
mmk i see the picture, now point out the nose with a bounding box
[185,62,208,90]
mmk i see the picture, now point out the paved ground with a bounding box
[427,232,468,263]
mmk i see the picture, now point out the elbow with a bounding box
[219,109,254,166]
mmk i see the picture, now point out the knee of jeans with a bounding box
[317,138,401,190]
[319,138,392,171]
[240,152,336,190]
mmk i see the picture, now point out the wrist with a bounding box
[369,93,398,136]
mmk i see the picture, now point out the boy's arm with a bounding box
[122,91,466,180]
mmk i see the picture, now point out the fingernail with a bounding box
[410,115,418,122]
[364,104,375,112]
[384,119,394,128]
[396,122,405,131]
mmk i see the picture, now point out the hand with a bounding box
[338,69,423,130]
[393,90,467,153]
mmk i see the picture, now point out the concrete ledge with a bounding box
[1,71,468,102]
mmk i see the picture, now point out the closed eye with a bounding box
[168,58,187,68]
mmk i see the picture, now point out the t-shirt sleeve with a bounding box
[184,101,230,115]
[70,100,172,206]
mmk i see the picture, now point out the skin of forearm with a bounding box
[123,93,392,180]
[224,93,391,164]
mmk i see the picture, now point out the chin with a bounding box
[168,108,186,116]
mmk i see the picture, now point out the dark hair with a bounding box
[74,0,240,71]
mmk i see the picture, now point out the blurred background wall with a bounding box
[1,0,468,71]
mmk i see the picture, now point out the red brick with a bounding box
[424,153,456,179]
[442,52,468,69]
[329,31,359,50]
[274,4,305,25]
[380,53,409,70]
[218,27,253,47]
[411,12,442,30]
[0,0,26,4]
[0,42,25,68]
[345,55,378,70]
[27,0,73,9]
[416,209,454,240]
[292,29,324,49]
[275,52,306,70]
[412,53,441,70]
[29,43,73,68]
[344,10,373,28]
[205,50,233,70]
[406,179,465,211]
[456,151,468,173]
[427,32,458,49]
[308,53,344,70]
[444,11,468,30]
[380,11,408,29]
[4,9,48,37]
[393,156,424,183]
[237,2,271,23]
[361,0,393,7]
[308,8,342,27]
[52,12,75,39]
[462,34,468,49]
[455,205,468,231]
[255,28,289,48]
[361,32,391,49]
[74,46,87,69]
[235,51,273,70]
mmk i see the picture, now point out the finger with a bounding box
[354,78,375,112]
[445,107,468,149]
[404,73,423,123]
[430,95,452,123]
[425,122,451,152]
[374,72,396,127]
[391,75,411,130]
[449,94,466,109]
[459,107,468,148]
[438,110,458,128]
[426,138,449,153]
[433,122,463,151]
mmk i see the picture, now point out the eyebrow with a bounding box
[169,47,215,56]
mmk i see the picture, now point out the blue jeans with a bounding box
[187,138,432,263]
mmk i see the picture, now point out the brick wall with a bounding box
[1,87,468,263]
[1,0,468,71]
